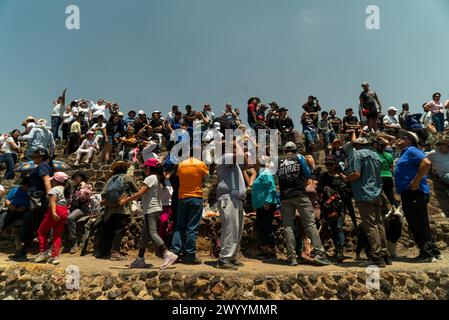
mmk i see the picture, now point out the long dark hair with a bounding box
[10,129,20,142]
[147,165,167,187]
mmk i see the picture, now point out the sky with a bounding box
[0,0,448,132]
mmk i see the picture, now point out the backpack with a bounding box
[320,186,344,220]
[104,174,126,204]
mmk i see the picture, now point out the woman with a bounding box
[2,129,21,180]
[34,172,70,265]
[74,130,99,166]
[10,148,53,262]
[62,106,73,142]
[119,158,178,269]
[426,93,444,132]
[67,172,93,254]
[118,126,138,161]
[394,130,442,262]
[101,115,125,162]
[98,161,138,261]
[317,155,347,262]
[251,161,278,262]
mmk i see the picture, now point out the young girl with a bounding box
[120,158,177,269]
[74,130,99,166]
[34,172,70,265]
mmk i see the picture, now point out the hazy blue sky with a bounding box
[0,0,448,132]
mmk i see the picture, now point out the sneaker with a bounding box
[288,258,298,266]
[435,254,444,260]
[34,251,50,263]
[409,254,437,263]
[216,260,238,270]
[160,251,178,270]
[48,257,60,265]
[384,256,393,265]
[70,243,79,254]
[9,253,28,262]
[370,258,386,268]
[129,257,147,269]
[231,260,244,267]
[263,253,277,263]
[311,256,332,266]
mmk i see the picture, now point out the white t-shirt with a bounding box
[78,138,99,150]
[160,179,173,206]
[63,111,72,124]
[91,123,106,137]
[423,111,434,126]
[383,115,400,128]
[3,137,20,154]
[51,104,64,117]
[78,107,90,121]
[0,184,4,193]
[90,103,106,119]
[428,150,449,178]
[142,142,161,162]
[141,175,162,214]
[427,100,444,114]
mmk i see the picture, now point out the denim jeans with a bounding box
[328,214,345,251]
[322,131,336,148]
[1,153,17,180]
[256,205,275,247]
[432,113,444,132]
[170,197,203,261]
[51,116,62,140]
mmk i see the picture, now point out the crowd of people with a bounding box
[0,82,448,269]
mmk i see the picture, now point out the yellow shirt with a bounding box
[177,157,208,199]
[70,121,81,134]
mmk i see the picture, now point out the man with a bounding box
[360,82,383,132]
[328,109,343,134]
[21,116,36,134]
[0,178,30,234]
[202,104,215,130]
[256,104,268,121]
[383,106,401,135]
[266,101,279,129]
[50,89,67,140]
[395,131,442,262]
[161,146,209,268]
[427,138,449,184]
[215,142,247,270]
[20,120,55,159]
[276,107,301,144]
[167,105,179,125]
[343,108,361,135]
[276,142,331,266]
[124,110,137,128]
[343,137,390,267]
[318,111,336,152]
[399,103,411,129]
[302,96,321,125]
[222,103,238,130]
[425,93,444,133]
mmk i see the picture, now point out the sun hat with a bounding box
[284,141,297,151]
[86,130,95,136]
[50,172,69,184]
[110,161,130,172]
[398,130,419,146]
[387,106,398,112]
[22,116,36,126]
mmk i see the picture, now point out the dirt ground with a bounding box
[1,248,448,276]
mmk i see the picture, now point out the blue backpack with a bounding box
[104,174,126,204]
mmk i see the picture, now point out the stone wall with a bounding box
[0,265,448,300]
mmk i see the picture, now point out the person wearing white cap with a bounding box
[74,130,99,166]
[19,117,55,160]
[360,82,383,132]
[383,106,401,135]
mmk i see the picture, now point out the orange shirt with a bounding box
[177,157,209,199]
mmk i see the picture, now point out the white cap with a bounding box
[213,122,221,129]
[388,106,398,112]
[284,141,297,150]
[72,107,79,114]
[138,110,145,115]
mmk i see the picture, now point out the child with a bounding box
[158,172,174,245]
[120,158,177,269]
[34,172,70,265]
[74,130,99,166]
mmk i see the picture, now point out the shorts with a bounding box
[366,109,378,119]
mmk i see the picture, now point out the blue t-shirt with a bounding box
[395,146,429,194]
[6,186,29,208]
[349,148,383,202]
[29,162,53,194]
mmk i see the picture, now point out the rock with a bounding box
[303,285,316,299]
[5,274,18,286]
[167,291,181,300]
[159,271,171,281]
[151,289,161,299]
[222,276,235,288]
[253,275,264,285]
[292,284,304,299]
[132,282,144,296]
[405,279,420,294]
[280,281,292,294]
[185,275,198,288]
[337,278,350,292]
[411,272,429,286]
[211,282,224,296]
[102,276,115,291]
[123,292,135,300]
[89,290,103,299]
[159,282,172,296]
[198,272,211,280]
[266,280,278,292]
[254,284,272,299]
[145,278,158,290]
